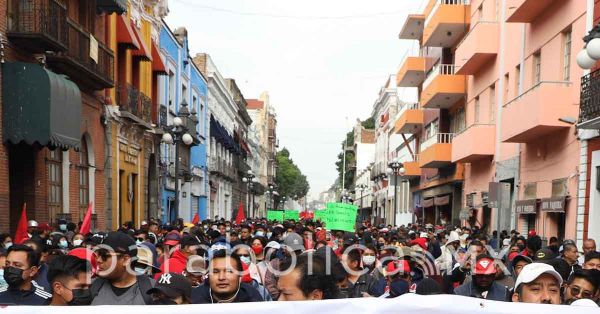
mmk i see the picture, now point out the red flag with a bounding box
[191,212,200,225]
[235,202,246,225]
[79,202,93,235]
[14,203,29,244]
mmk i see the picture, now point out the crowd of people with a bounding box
[0,217,598,307]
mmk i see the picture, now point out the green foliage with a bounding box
[275,148,310,207]
[334,117,372,190]
[361,117,375,129]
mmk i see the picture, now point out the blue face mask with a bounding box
[0,269,6,288]
[59,224,67,231]
[255,231,264,237]
[136,240,143,246]
[59,240,68,249]
[266,232,272,239]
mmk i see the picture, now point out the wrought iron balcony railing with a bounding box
[580,69,600,128]
[7,0,68,53]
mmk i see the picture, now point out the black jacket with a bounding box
[0,285,52,305]
[191,282,264,304]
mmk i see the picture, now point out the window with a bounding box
[551,178,567,197]
[524,183,537,200]
[426,119,439,139]
[490,84,496,123]
[182,84,188,106]
[533,52,541,84]
[450,108,465,134]
[563,30,572,81]
[78,138,90,221]
[515,65,521,94]
[168,71,176,108]
[47,149,63,222]
[504,73,510,101]
[474,97,480,124]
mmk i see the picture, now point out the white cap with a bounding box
[265,241,281,250]
[447,231,460,243]
[408,230,415,235]
[503,238,511,246]
[420,232,428,238]
[514,263,563,291]
[28,220,38,227]
[571,299,599,307]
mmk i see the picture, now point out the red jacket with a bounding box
[155,249,188,279]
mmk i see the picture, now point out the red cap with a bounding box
[528,230,537,237]
[474,257,496,275]
[38,223,52,232]
[386,260,410,276]
[68,248,98,275]
[164,230,181,246]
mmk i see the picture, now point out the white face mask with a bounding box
[4,242,12,249]
[134,267,147,275]
[136,239,143,246]
[73,239,83,247]
[255,231,264,237]
[240,256,251,266]
[362,255,376,266]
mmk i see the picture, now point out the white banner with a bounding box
[2,294,598,314]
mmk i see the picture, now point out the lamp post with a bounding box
[577,25,600,69]
[242,170,258,218]
[386,159,405,227]
[265,184,275,213]
[356,183,367,221]
[161,101,196,223]
[280,196,287,210]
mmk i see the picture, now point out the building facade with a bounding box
[0,0,128,231]
[394,0,585,240]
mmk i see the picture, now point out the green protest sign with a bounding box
[267,210,284,222]
[314,209,329,222]
[284,210,300,221]
[324,203,358,232]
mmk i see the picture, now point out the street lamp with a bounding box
[265,184,275,212]
[578,25,600,69]
[281,196,287,210]
[161,101,196,223]
[242,170,258,218]
[356,183,368,219]
[386,159,405,227]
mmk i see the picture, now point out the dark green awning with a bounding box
[97,0,127,15]
[2,62,81,150]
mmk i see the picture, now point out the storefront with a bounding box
[540,196,567,241]
[516,199,538,234]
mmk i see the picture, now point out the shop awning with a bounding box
[116,15,140,49]
[434,195,450,206]
[516,199,538,214]
[97,0,127,15]
[540,196,566,213]
[130,21,152,61]
[151,42,167,75]
[422,198,434,208]
[2,62,81,150]
[210,115,238,154]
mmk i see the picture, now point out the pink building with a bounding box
[396,0,586,241]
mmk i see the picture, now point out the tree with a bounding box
[334,117,372,191]
[275,148,310,209]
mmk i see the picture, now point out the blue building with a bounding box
[158,23,209,223]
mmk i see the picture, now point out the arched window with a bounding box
[47,149,62,222]
[78,137,89,221]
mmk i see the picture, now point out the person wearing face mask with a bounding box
[71,233,85,248]
[0,234,13,250]
[0,244,51,305]
[135,246,161,277]
[147,272,191,305]
[341,247,377,298]
[155,236,201,280]
[47,255,93,306]
[251,237,267,264]
[362,245,378,274]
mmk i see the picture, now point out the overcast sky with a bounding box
[165,0,425,200]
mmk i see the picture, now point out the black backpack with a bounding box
[90,275,154,305]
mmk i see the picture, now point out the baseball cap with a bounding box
[265,241,281,250]
[283,232,304,251]
[535,248,557,261]
[420,232,428,238]
[528,230,537,237]
[512,254,533,266]
[473,255,496,275]
[38,223,52,232]
[502,238,511,246]
[343,233,358,246]
[385,260,411,276]
[164,231,182,246]
[28,220,38,227]
[101,231,137,257]
[68,248,98,274]
[147,273,192,300]
[514,263,563,290]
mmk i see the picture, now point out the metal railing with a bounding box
[7,0,68,50]
[398,102,420,117]
[117,83,140,117]
[420,133,454,151]
[140,93,152,123]
[580,69,600,125]
[423,64,456,90]
[65,19,114,86]
[424,0,470,27]
[159,105,168,128]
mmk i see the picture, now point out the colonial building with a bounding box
[158,25,208,223]
[104,0,168,229]
[0,0,125,231]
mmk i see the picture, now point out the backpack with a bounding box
[91,275,154,305]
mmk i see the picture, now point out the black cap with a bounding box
[512,254,533,266]
[535,248,558,261]
[147,272,191,300]
[181,236,201,248]
[101,231,137,257]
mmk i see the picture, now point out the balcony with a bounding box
[117,84,152,128]
[421,64,466,109]
[159,105,168,128]
[579,69,600,130]
[396,56,427,87]
[46,19,114,91]
[451,124,495,163]
[419,133,454,168]
[501,81,575,143]
[423,0,470,48]
[455,22,499,75]
[7,0,68,53]
[403,159,422,177]
[394,103,423,134]
[506,0,554,23]
[399,14,425,40]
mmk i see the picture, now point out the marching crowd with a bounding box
[0,218,598,307]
